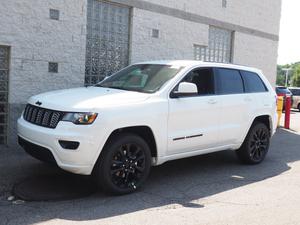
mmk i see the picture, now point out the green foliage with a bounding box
[276,65,286,86]
[292,65,300,87]
[277,62,300,87]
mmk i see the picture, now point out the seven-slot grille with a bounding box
[23,104,64,129]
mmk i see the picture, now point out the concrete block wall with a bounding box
[130,8,209,63]
[233,32,279,86]
[0,0,87,145]
[144,0,282,35]
[0,0,87,104]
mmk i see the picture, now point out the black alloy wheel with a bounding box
[236,122,270,164]
[93,133,151,195]
[110,143,146,190]
[248,127,269,162]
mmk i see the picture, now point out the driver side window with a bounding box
[182,68,215,95]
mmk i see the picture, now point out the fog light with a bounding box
[59,140,80,150]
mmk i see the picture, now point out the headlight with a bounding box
[62,112,98,125]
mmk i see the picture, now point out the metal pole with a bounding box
[282,68,292,87]
[285,95,291,129]
[285,70,289,87]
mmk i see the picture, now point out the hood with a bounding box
[28,87,151,111]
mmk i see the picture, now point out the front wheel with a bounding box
[236,122,270,164]
[93,133,152,195]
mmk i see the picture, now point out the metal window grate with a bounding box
[194,26,233,63]
[50,9,60,20]
[85,0,130,86]
[48,62,58,73]
[152,29,160,38]
[0,46,9,145]
[222,0,227,8]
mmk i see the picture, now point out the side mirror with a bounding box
[171,82,198,98]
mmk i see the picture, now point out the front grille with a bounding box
[23,104,64,129]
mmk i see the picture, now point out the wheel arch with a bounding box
[250,115,272,135]
[237,114,273,151]
[101,125,158,158]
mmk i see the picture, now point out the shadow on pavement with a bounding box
[0,128,299,224]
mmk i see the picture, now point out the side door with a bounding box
[167,67,221,155]
[240,70,271,119]
[215,68,250,146]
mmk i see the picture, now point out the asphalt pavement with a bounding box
[1,112,300,225]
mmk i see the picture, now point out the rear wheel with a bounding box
[298,103,300,112]
[236,122,270,164]
[93,133,152,195]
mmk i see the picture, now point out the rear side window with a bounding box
[241,71,268,93]
[215,68,244,94]
[290,89,300,96]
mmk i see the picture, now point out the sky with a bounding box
[277,0,300,65]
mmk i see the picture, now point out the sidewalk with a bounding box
[279,110,300,132]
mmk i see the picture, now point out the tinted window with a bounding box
[216,68,244,94]
[241,71,267,93]
[182,68,215,95]
[290,89,300,96]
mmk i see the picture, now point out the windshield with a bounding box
[96,64,183,93]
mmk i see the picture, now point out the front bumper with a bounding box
[17,117,105,175]
[18,136,57,164]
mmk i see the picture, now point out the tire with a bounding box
[236,122,270,164]
[298,104,300,112]
[93,133,152,195]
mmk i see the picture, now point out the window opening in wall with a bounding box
[50,9,60,20]
[85,0,130,85]
[152,29,160,38]
[48,62,58,73]
[222,0,227,8]
[194,26,233,63]
[0,46,10,145]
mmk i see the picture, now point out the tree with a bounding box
[292,64,300,87]
[277,62,300,87]
[276,65,286,86]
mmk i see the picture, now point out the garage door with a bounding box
[85,0,130,85]
[0,46,9,145]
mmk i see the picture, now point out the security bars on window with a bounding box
[85,0,130,86]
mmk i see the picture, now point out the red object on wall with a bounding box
[285,95,291,129]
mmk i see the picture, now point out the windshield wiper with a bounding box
[96,85,150,93]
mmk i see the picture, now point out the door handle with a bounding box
[208,99,217,104]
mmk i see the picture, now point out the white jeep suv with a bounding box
[18,60,277,194]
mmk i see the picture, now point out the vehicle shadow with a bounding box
[0,128,299,224]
